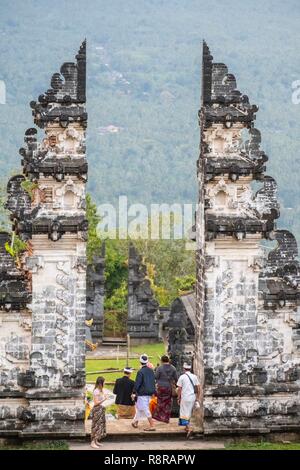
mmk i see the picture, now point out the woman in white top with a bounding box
[177,363,200,438]
[91,376,109,449]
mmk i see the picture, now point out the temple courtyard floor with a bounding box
[85,416,183,437]
[74,414,224,450]
[65,419,300,451]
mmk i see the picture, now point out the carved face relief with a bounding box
[43,124,85,155]
[63,190,75,209]
[48,134,58,147]
[215,190,227,207]
[208,179,260,217]
[214,135,225,154]
[208,178,235,212]
[237,185,258,217]
[204,124,244,156]
[57,260,71,276]
[53,178,85,210]
[57,126,82,154]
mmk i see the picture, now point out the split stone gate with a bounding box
[0,41,299,437]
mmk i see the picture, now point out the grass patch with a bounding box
[131,342,166,358]
[0,440,69,451]
[226,441,300,450]
[106,404,118,416]
[86,342,166,384]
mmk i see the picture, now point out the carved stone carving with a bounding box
[0,41,87,437]
[127,244,160,343]
[195,42,300,434]
[86,243,105,342]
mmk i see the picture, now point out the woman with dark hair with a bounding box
[152,355,177,424]
[91,376,108,449]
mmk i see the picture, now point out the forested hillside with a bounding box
[0,0,300,242]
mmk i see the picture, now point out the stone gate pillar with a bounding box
[196,42,300,435]
[18,42,87,436]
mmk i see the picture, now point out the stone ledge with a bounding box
[24,391,84,399]
[0,391,26,398]
[203,426,300,436]
[85,418,183,437]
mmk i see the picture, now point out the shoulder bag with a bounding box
[185,373,198,394]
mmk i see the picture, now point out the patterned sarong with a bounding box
[91,404,107,442]
[152,386,172,424]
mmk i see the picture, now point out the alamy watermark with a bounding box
[97,196,198,249]
[0,80,6,104]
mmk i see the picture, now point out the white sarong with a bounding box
[179,397,196,422]
[133,396,152,420]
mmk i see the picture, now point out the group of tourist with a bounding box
[90,354,200,449]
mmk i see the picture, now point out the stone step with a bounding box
[85,417,189,440]
[102,337,128,346]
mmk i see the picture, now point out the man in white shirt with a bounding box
[177,362,200,437]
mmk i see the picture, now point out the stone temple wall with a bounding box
[86,243,105,343]
[127,244,160,344]
[196,42,300,434]
[167,294,195,374]
[0,41,87,437]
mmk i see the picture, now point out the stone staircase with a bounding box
[85,418,189,440]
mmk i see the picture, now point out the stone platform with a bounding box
[85,418,184,438]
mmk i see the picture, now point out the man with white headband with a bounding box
[113,366,135,419]
[131,354,156,431]
[177,362,200,438]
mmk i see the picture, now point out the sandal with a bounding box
[131,422,138,428]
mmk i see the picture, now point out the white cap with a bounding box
[140,354,148,365]
[183,362,192,370]
[124,367,133,373]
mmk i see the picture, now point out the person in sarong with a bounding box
[91,376,109,449]
[152,355,177,424]
[131,354,156,431]
[113,367,136,419]
[177,363,200,438]
[149,395,158,415]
